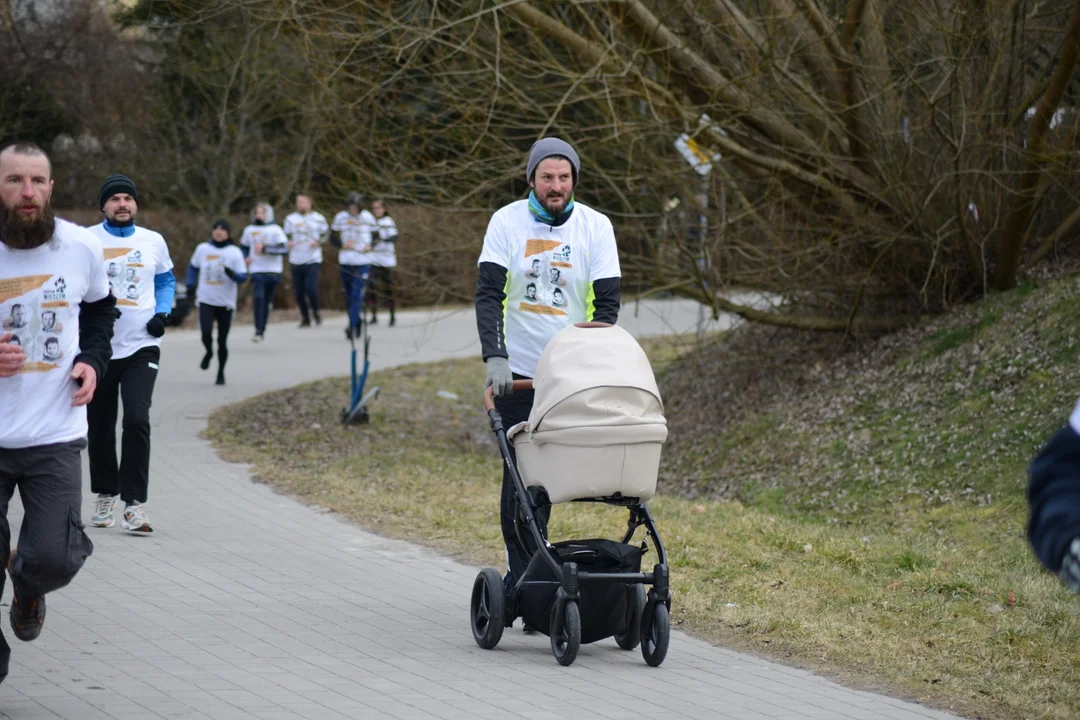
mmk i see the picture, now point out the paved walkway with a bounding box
[1,301,963,719]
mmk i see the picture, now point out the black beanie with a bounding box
[211,219,231,234]
[99,173,138,211]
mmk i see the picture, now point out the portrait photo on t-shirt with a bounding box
[548,267,567,287]
[552,287,566,308]
[525,258,541,280]
[41,335,62,362]
[2,303,29,330]
[40,310,63,334]
[524,282,538,303]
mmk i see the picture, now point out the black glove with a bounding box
[224,267,242,282]
[329,230,343,249]
[146,313,168,338]
[186,285,196,301]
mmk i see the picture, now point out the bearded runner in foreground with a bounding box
[473,137,622,606]
[0,141,116,681]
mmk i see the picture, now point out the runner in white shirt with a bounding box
[185,220,247,385]
[86,173,175,533]
[329,191,376,339]
[366,199,398,327]
[239,202,288,342]
[282,193,328,327]
[0,142,114,679]
[474,137,622,599]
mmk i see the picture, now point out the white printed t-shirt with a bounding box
[283,211,329,265]
[239,223,289,274]
[189,242,247,310]
[331,210,377,266]
[87,223,173,360]
[477,199,621,378]
[0,218,111,448]
[371,216,398,268]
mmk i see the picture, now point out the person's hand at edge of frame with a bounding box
[485,356,513,398]
[0,333,26,377]
[70,362,97,406]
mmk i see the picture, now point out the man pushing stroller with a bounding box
[474,138,622,598]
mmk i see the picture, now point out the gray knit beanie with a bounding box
[526,138,580,185]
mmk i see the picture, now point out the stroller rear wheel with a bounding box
[614,584,645,651]
[550,598,581,666]
[641,597,670,667]
[471,568,506,650]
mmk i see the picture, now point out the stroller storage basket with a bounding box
[517,539,643,644]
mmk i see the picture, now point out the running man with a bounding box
[0,141,115,681]
[283,193,328,328]
[367,199,398,327]
[240,202,289,342]
[186,220,247,385]
[330,191,376,339]
[474,137,622,600]
[86,173,175,533]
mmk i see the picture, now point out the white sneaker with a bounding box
[91,495,117,528]
[121,503,153,533]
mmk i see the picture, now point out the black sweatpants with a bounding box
[495,374,550,594]
[199,303,233,377]
[366,266,395,321]
[87,346,160,504]
[0,439,95,681]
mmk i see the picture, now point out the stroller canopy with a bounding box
[518,324,667,445]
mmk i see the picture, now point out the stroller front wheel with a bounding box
[470,568,506,650]
[550,598,581,666]
[641,598,670,667]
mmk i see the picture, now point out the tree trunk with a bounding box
[995,0,1080,290]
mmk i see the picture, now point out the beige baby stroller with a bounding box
[471,322,672,667]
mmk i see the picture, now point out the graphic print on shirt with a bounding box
[203,254,226,285]
[0,274,70,373]
[103,246,147,308]
[519,240,573,316]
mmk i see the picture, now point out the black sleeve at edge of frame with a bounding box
[1028,422,1080,573]
[475,261,509,361]
[591,276,621,325]
[74,292,117,382]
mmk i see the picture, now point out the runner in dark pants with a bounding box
[87,172,175,533]
[367,199,398,326]
[474,138,622,615]
[239,203,288,343]
[0,141,115,682]
[186,220,248,385]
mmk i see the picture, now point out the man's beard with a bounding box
[540,192,568,217]
[0,200,56,250]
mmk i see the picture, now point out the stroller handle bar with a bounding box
[483,380,534,412]
[481,322,613,412]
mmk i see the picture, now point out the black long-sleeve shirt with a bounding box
[74,293,117,382]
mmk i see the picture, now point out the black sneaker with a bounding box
[314,314,322,326]
[10,594,44,642]
[298,318,311,328]
[215,372,225,386]
[200,351,212,370]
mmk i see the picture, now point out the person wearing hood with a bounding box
[239,202,288,343]
[86,173,175,533]
[186,220,247,385]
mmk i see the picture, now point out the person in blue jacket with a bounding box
[1028,397,1080,592]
